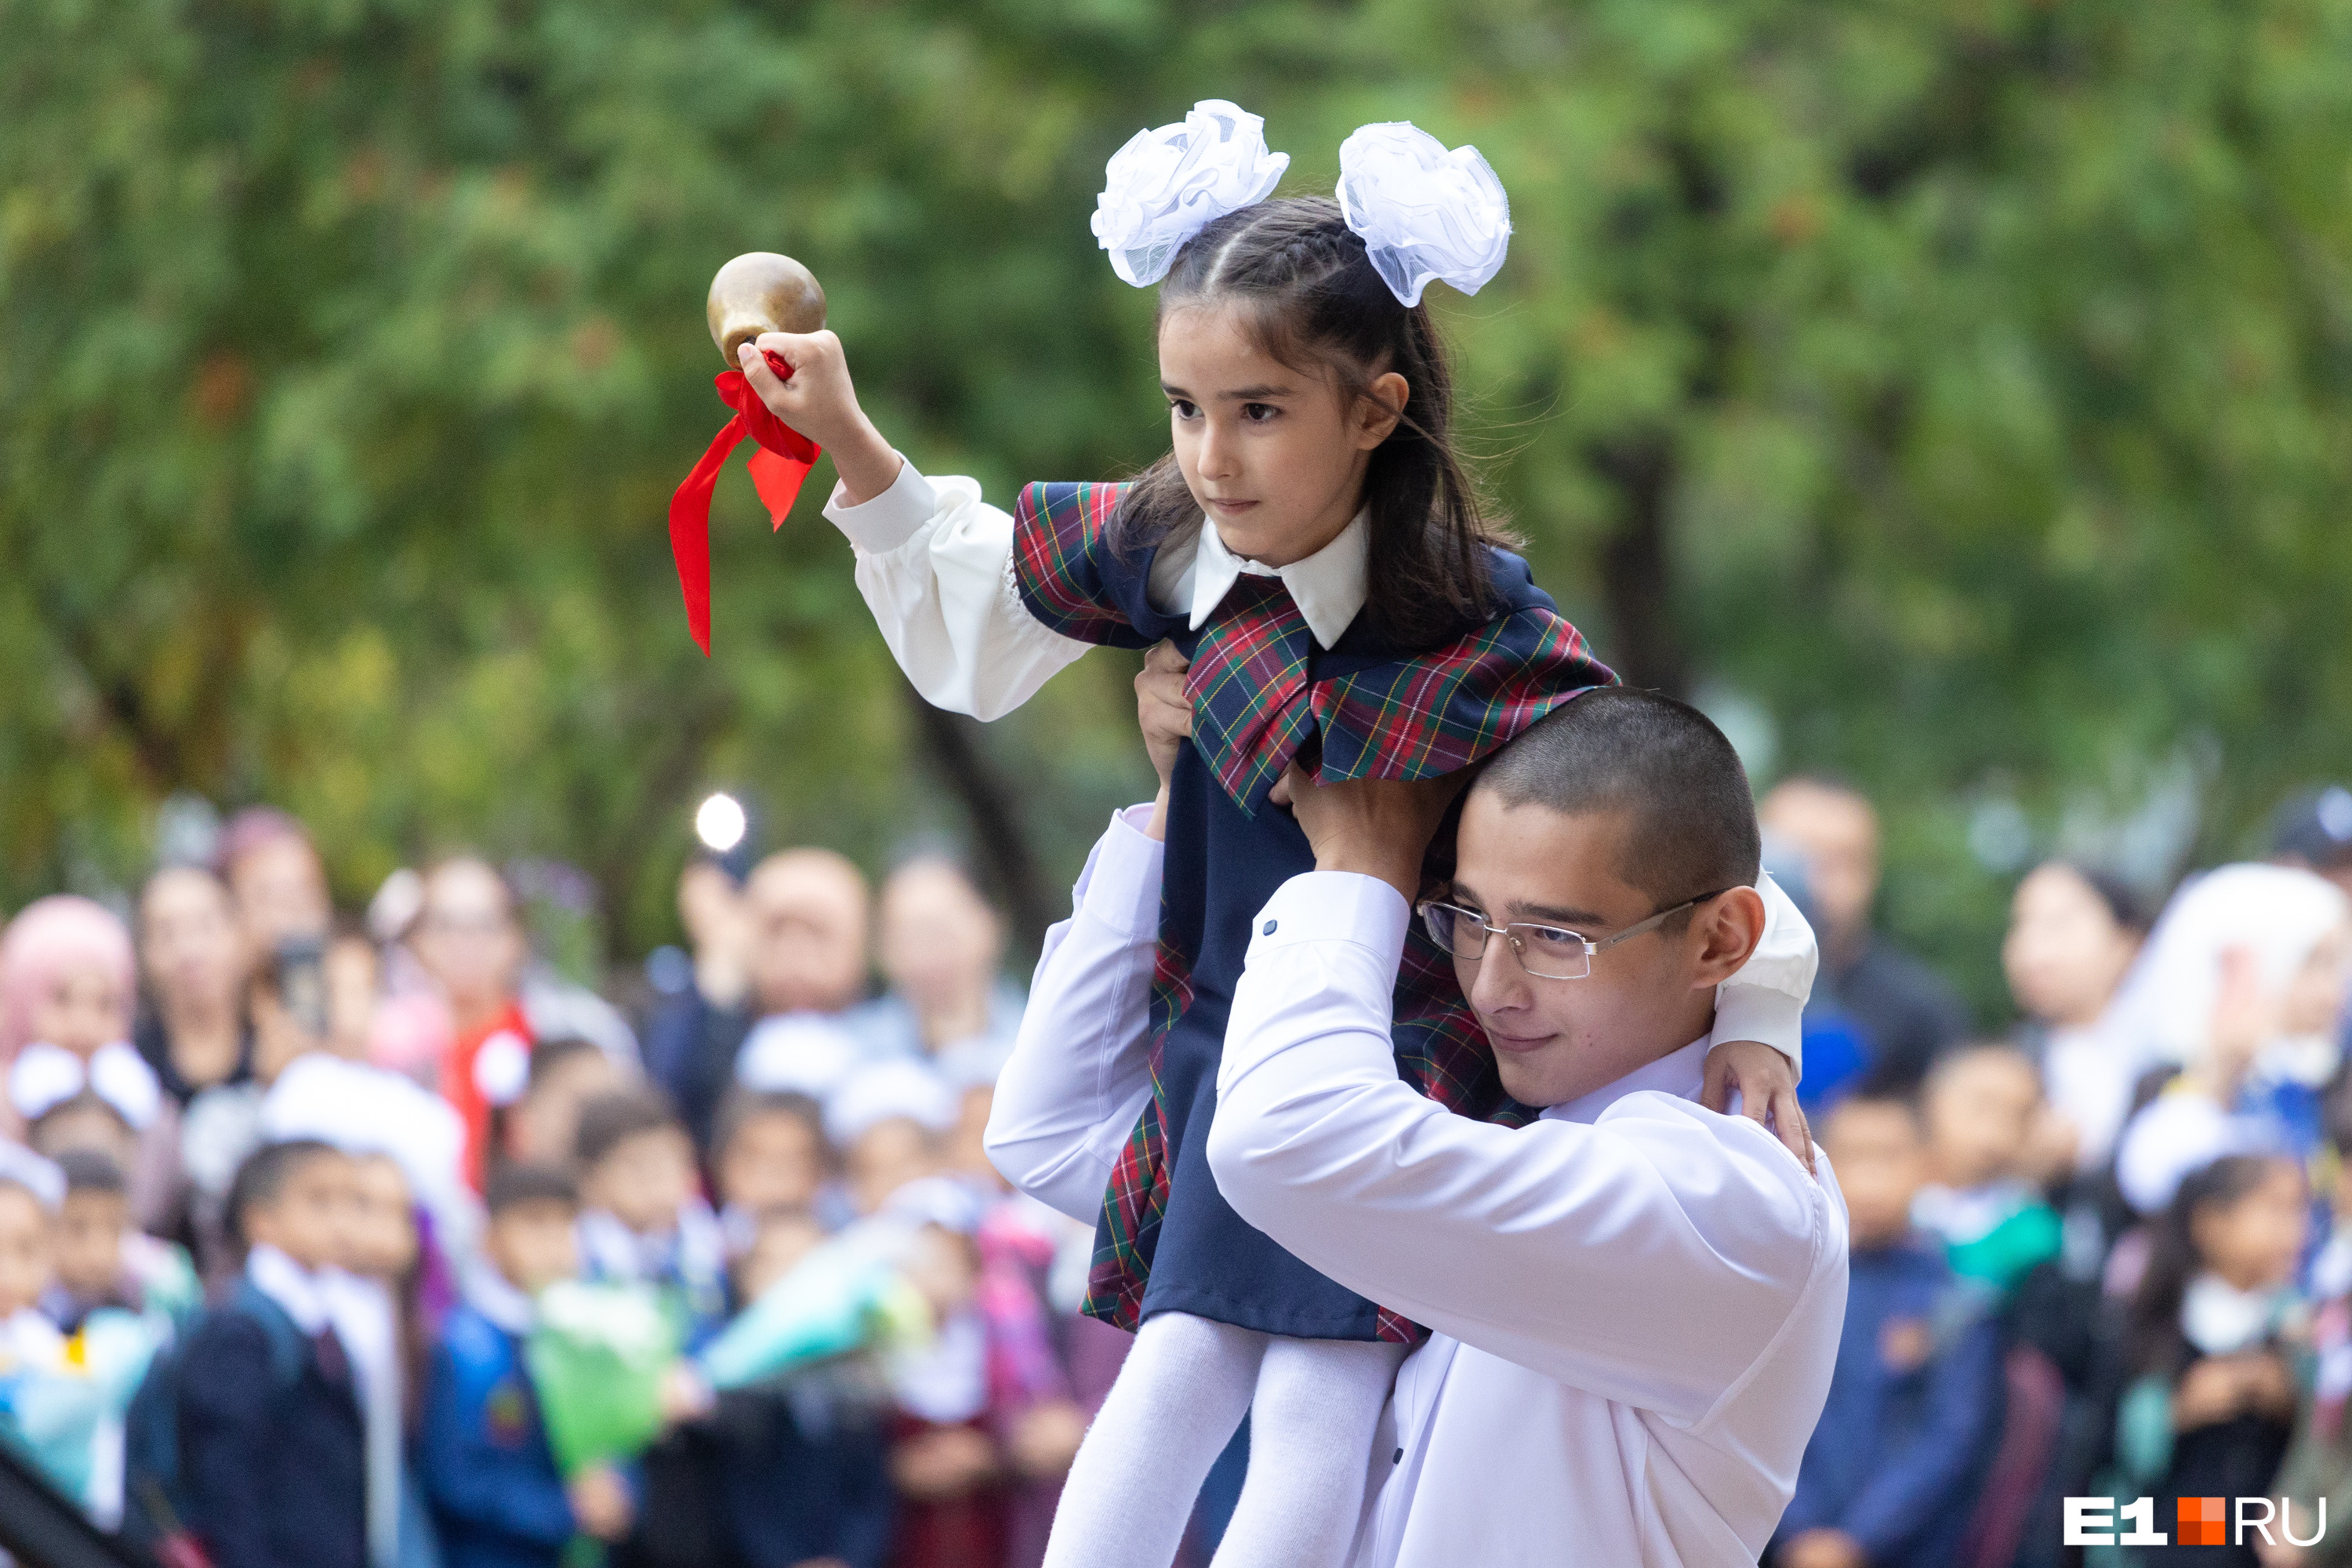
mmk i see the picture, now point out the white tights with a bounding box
[1042,1312,1406,1568]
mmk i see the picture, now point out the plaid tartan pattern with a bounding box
[1007,478,1612,1339]
[1082,936,1194,1332]
[1312,606,1608,783]
[1184,575,1318,813]
[1010,481,1150,648]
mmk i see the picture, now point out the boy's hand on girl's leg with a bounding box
[567,1465,634,1541]
[1135,641,1191,841]
[1700,1040,1815,1176]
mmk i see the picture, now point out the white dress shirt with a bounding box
[824,459,1375,720]
[985,809,1846,1566]
[987,808,1816,1228]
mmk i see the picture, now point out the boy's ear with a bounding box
[1356,372,1410,449]
[1689,887,1769,989]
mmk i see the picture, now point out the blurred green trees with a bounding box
[8,0,2352,1014]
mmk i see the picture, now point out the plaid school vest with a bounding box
[1012,481,1617,1341]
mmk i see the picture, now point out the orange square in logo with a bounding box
[2177,1497,2227,1546]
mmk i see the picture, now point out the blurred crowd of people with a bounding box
[1759,779,2352,1568]
[0,808,1132,1568]
[2,771,2350,1568]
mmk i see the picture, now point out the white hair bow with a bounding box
[9,1040,162,1131]
[1093,100,1290,287]
[1338,122,1513,307]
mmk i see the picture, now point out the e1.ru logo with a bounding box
[2064,1496,2325,1547]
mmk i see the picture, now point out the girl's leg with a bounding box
[1209,1336,1409,1568]
[1042,1311,1268,1568]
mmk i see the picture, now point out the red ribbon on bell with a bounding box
[666,348,822,655]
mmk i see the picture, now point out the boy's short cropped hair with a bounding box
[572,1087,683,1170]
[712,1087,829,1163]
[1475,688,1762,917]
[54,1148,127,1197]
[225,1138,343,1245]
[485,1161,580,1218]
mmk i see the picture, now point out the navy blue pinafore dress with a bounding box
[1011,482,1613,1342]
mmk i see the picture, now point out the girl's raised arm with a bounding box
[739,332,1093,720]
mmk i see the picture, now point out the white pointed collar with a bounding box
[1185,508,1370,650]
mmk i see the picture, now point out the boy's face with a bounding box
[585,1127,696,1236]
[1823,1102,1928,1248]
[344,1157,418,1279]
[246,1152,360,1272]
[718,1109,826,1214]
[55,1188,128,1299]
[487,1200,580,1296]
[1444,791,1763,1109]
[846,1118,936,1216]
[0,1187,54,1316]
[1923,1052,2042,1189]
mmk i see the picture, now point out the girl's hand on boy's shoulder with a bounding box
[1701,1040,1815,1176]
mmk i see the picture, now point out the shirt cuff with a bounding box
[1244,873,1411,967]
[1076,805,1166,939]
[1710,981,1804,1065]
[822,456,935,554]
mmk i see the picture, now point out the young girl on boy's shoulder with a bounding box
[738,100,1820,1567]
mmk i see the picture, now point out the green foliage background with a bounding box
[9,0,2352,1018]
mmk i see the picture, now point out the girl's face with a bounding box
[2002,864,2140,1029]
[1158,302,1406,569]
[0,1187,53,1318]
[2192,1163,2309,1294]
[33,964,125,1058]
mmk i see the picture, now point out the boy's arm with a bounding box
[1209,873,1846,1427]
[177,1316,280,1568]
[983,805,1163,1221]
[1835,1313,2003,1555]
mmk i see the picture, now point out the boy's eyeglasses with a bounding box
[1414,889,1739,980]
